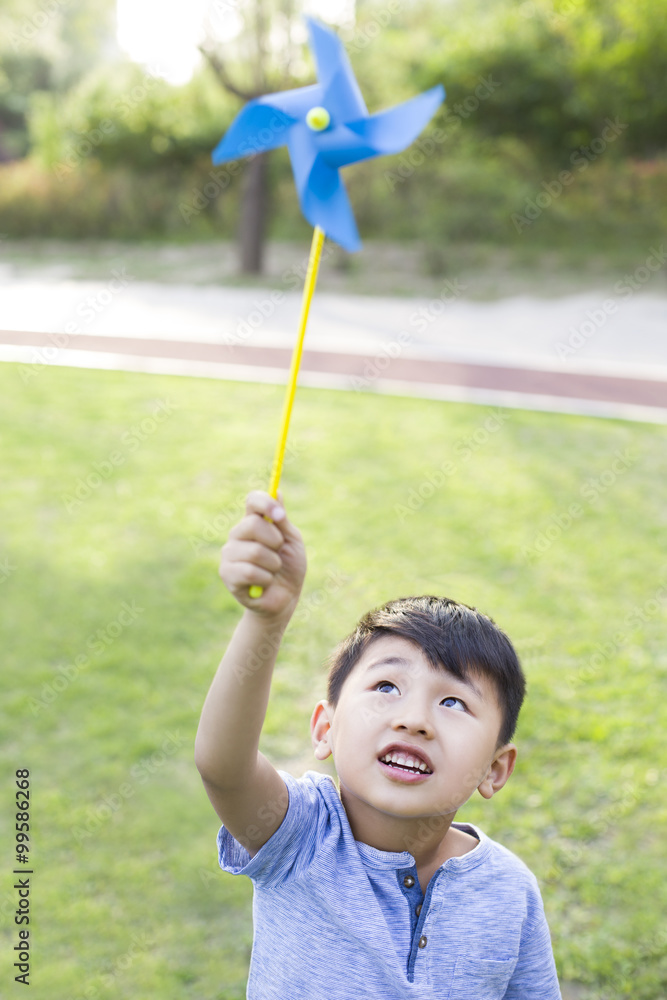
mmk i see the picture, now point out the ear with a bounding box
[477,744,517,800]
[310,700,334,760]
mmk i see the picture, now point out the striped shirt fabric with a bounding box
[217,768,562,1000]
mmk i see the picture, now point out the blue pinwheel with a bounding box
[213,17,445,600]
[212,16,444,252]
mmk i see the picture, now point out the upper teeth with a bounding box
[380,751,431,773]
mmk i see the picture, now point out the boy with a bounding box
[195,490,562,999]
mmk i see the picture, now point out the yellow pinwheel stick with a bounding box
[248,225,326,599]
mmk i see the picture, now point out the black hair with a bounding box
[325,595,526,747]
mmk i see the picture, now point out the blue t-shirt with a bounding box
[218,768,562,1000]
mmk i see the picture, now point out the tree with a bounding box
[413,0,667,163]
[199,0,311,273]
[0,0,117,161]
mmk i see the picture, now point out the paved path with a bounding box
[1,276,666,422]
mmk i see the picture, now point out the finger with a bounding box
[223,539,283,575]
[225,561,275,591]
[245,490,285,522]
[271,506,302,544]
[228,514,285,550]
[243,490,301,545]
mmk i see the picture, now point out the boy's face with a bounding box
[311,635,516,833]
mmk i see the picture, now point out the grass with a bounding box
[1,361,666,999]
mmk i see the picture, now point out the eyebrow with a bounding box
[363,656,485,701]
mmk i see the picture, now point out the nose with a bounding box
[391,701,434,739]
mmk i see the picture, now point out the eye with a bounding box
[441,696,467,712]
[375,680,398,694]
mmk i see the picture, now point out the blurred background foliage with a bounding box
[0,0,666,247]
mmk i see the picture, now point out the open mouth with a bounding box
[378,750,433,776]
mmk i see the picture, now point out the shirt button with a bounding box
[403,875,415,888]
[415,904,422,916]
[418,936,428,949]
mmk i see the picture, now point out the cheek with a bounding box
[444,742,489,788]
[330,712,367,763]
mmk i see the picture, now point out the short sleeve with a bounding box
[217,769,332,889]
[503,879,562,999]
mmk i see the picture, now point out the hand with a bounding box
[219,490,307,620]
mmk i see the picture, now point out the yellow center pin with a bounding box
[306,106,331,131]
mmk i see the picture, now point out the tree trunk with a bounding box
[239,152,268,274]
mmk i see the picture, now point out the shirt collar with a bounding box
[314,771,493,875]
[354,826,492,875]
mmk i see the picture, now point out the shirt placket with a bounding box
[400,867,444,984]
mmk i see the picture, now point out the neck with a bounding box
[339,784,461,870]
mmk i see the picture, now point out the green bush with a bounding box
[414,0,667,163]
[27,61,234,176]
[1,132,666,246]
[0,158,236,239]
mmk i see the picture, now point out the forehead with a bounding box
[349,634,494,702]
[354,634,431,670]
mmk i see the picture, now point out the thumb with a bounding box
[272,490,301,542]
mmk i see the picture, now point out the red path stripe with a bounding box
[2,329,665,408]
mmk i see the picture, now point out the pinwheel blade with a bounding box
[288,125,361,252]
[346,85,446,155]
[262,83,326,122]
[212,100,296,163]
[306,16,368,123]
[315,123,377,169]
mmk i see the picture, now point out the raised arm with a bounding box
[194,490,307,856]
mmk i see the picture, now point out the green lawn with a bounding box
[1,361,666,999]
